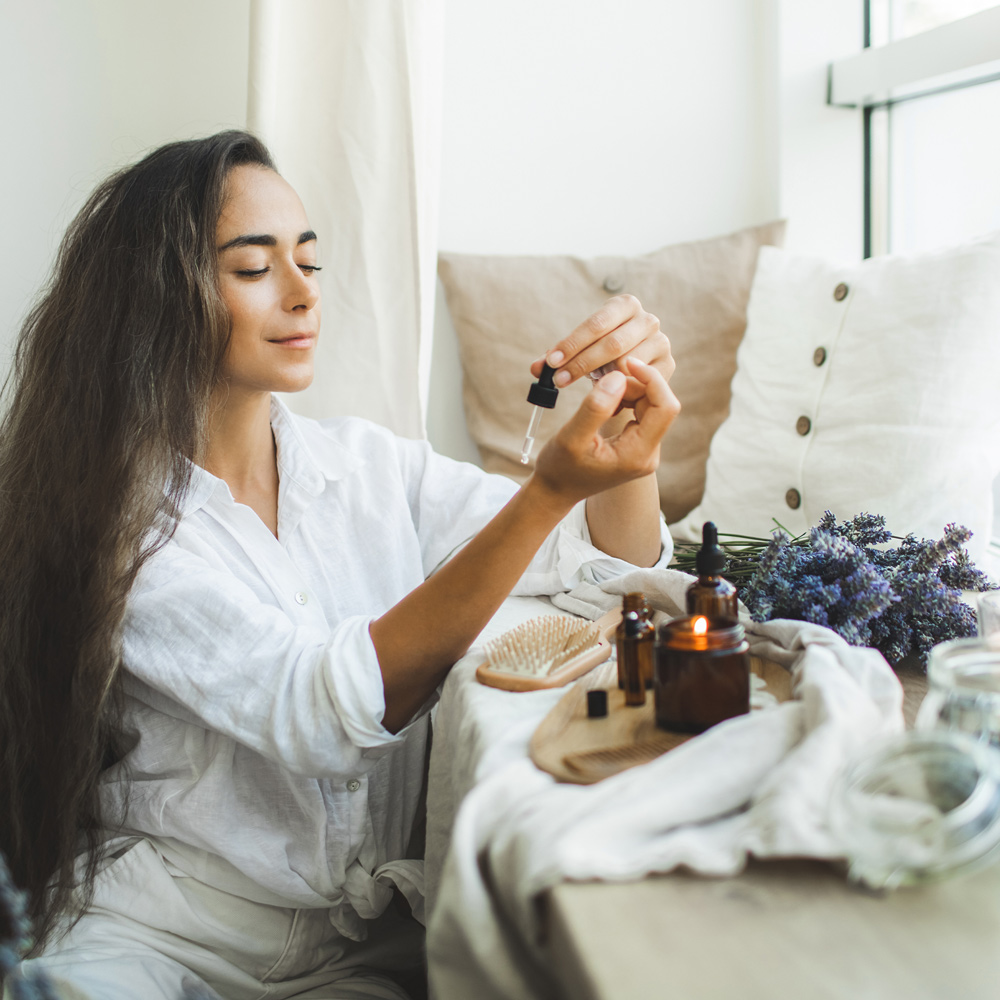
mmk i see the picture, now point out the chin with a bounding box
[279,371,315,394]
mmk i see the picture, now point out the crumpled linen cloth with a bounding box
[424,568,905,1000]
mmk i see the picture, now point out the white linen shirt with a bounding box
[101,397,672,940]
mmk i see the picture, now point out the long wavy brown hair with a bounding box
[0,130,275,952]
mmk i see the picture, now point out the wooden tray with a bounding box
[529,654,793,784]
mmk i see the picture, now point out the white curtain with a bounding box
[247,0,444,439]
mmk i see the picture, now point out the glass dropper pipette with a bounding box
[520,363,559,464]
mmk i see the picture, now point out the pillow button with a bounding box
[785,488,801,510]
[833,282,849,302]
[796,416,812,436]
[602,276,625,294]
[813,347,827,366]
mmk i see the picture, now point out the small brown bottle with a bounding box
[686,522,738,618]
[616,592,655,690]
[619,612,649,706]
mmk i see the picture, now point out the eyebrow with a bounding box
[218,230,317,252]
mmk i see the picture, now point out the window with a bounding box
[829,3,1000,256]
[869,0,998,42]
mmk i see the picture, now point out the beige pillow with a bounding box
[438,221,786,524]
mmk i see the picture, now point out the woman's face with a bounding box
[215,165,322,397]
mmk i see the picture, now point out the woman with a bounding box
[0,131,679,999]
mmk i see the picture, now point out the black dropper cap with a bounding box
[623,611,645,638]
[586,689,608,718]
[527,364,559,409]
[696,521,727,576]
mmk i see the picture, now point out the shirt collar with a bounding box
[175,395,364,518]
[270,395,364,495]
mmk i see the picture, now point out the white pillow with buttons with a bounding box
[671,232,1000,573]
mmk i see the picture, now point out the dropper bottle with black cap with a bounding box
[686,521,739,618]
[520,364,559,465]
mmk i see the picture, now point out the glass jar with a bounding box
[915,638,1000,746]
[830,731,1000,890]
[979,589,1000,642]
[654,615,749,733]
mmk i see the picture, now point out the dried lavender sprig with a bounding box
[670,525,811,582]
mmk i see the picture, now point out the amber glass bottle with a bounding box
[619,612,650,706]
[686,522,738,618]
[616,592,654,689]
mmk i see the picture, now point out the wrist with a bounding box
[520,472,579,523]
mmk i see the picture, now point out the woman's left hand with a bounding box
[530,294,675,409]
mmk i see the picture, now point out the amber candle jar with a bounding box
[654,615,750,733]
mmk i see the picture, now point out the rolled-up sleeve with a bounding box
[123,546,424,781]
[514,500,674,595]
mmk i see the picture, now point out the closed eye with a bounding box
[234,264,322,279]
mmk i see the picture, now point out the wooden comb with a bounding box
[562,736,689,781]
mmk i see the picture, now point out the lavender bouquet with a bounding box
[671,511,996,669]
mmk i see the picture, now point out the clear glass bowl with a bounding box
[916,637,1000,746]
[830,731,1000,890]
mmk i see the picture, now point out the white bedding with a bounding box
[424,568,905,1000]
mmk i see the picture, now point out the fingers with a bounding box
[531,360,679,505]
[530,294,672,389]
[557,317,659,388]
[546,295,652,385]
[557,370,629,451]
[620,357,681,448]
[626,330,675,381]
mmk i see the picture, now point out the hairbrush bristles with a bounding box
[484,616,602,677]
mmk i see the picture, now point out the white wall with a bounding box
[437,0,777,257]
[0,0,249,375]
[776,0,864,261]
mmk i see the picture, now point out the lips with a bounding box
[269,333,316,346]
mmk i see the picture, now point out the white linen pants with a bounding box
[13,839,424,1000]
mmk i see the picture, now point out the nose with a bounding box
[282,261,320,313]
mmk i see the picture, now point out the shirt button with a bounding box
[796,416,812,436]
[294,591,308,605]
[813,346,827,366]
[602,276,625,294]
[785,488,802,510]
[833,282,849,301]
[346,779,361,792]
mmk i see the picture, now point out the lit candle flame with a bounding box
[693,616,709,636]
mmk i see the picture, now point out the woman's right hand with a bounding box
[528,356,680,508]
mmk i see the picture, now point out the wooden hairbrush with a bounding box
[476,608,621,692]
